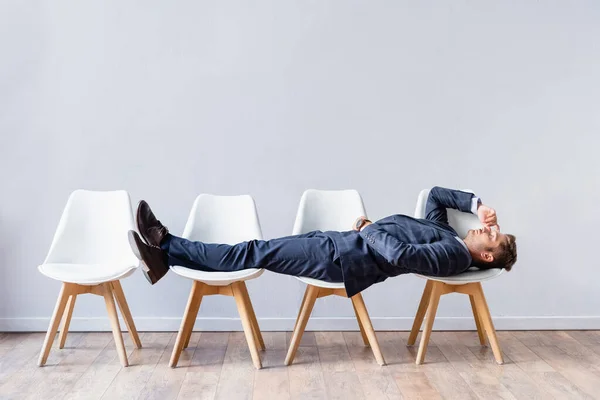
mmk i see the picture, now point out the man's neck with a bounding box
[463,238,480,261]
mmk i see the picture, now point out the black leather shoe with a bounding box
[136,200,169,247]
[128,230,169,285]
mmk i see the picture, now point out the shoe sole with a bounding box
[141,269,154,284]
[128,230,162,285]
[128,230,150,273]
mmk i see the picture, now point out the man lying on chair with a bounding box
[128,187,517,297]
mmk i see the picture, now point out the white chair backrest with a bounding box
[293,189,367,234]
[44,190,138,265]
[414,188,482,238]
[183,194,263,244]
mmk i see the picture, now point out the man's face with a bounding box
[466,226,506,255]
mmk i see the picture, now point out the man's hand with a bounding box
[353,216,372,231]
[477,204,500,231]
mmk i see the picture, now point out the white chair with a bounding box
[285,189,385,366]
[38,190,141,367]
[169,194,265,369]
[408,188,505,364]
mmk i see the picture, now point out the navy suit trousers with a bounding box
[161,231,344,283]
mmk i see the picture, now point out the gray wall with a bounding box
[1,1,599,331]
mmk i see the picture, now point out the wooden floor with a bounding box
[1,330,599,399]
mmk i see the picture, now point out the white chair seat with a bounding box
[170,266,264,286]
[414,267,504,285]
[38,263,137,285]
[295,276,345,289]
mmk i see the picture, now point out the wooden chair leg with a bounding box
[292,287,309,333]
[232,282,262,369]
[469,294,486,346]
[351,293,386,366]
[111,281,142,349]
[285,285,319,366]
[103,283,129,367]
[58,294,77,349]
[171,281,203,367]
[239,282,265,351]
[182,283,203,350]
[407,280,433,346]
[416,281,443,365]
[471,283,504,364]
[352,301,369,346]
[38,283,73,366]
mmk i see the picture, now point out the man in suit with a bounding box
[128,187,517,297]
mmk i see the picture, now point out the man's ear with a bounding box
[480,252,494,263]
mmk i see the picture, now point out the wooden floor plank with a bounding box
[0,333,47,385]
[567,331,600,359]
[468,344,546,400]
[379,331,450,372]
[343,331,402,400]
[395,372,442,399]
[0,330,599,399]
[428,332,484,373]
[423,369,478,400]
[499,332,591,399]
[253,332,290,400]
[526,371,591,400]
[286,331,318,348]
[376,332,476,399]
[0,332,30,349]
[495,332,554,372]
[288,345,327,400]
[23,332,111,400]
[177,332,229,400]
[316,331,366,400]
[100,332,173,400]
[528,344,600,399]
[458,370,517,400]
[315,331,355,373]
[262,331,288,350]
[63,333,138,400]
[432,332,518,399]
[566,330,600,346]
[214,332,256,400]
[138,332,201,400]
[511,331,562,347]
[0,333,85,399]
[553,331,600,369]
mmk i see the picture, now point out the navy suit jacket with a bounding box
[325,187,475,297]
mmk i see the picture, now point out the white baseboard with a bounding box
[1,316,600,332]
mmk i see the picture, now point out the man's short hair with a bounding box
[487,234,517,271]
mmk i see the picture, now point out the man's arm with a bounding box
[425,186,479,224]
[426,186,499,230]
[359,222,467,276]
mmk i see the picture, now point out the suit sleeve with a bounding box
[425,186,479,224]
[359,223,467,276]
